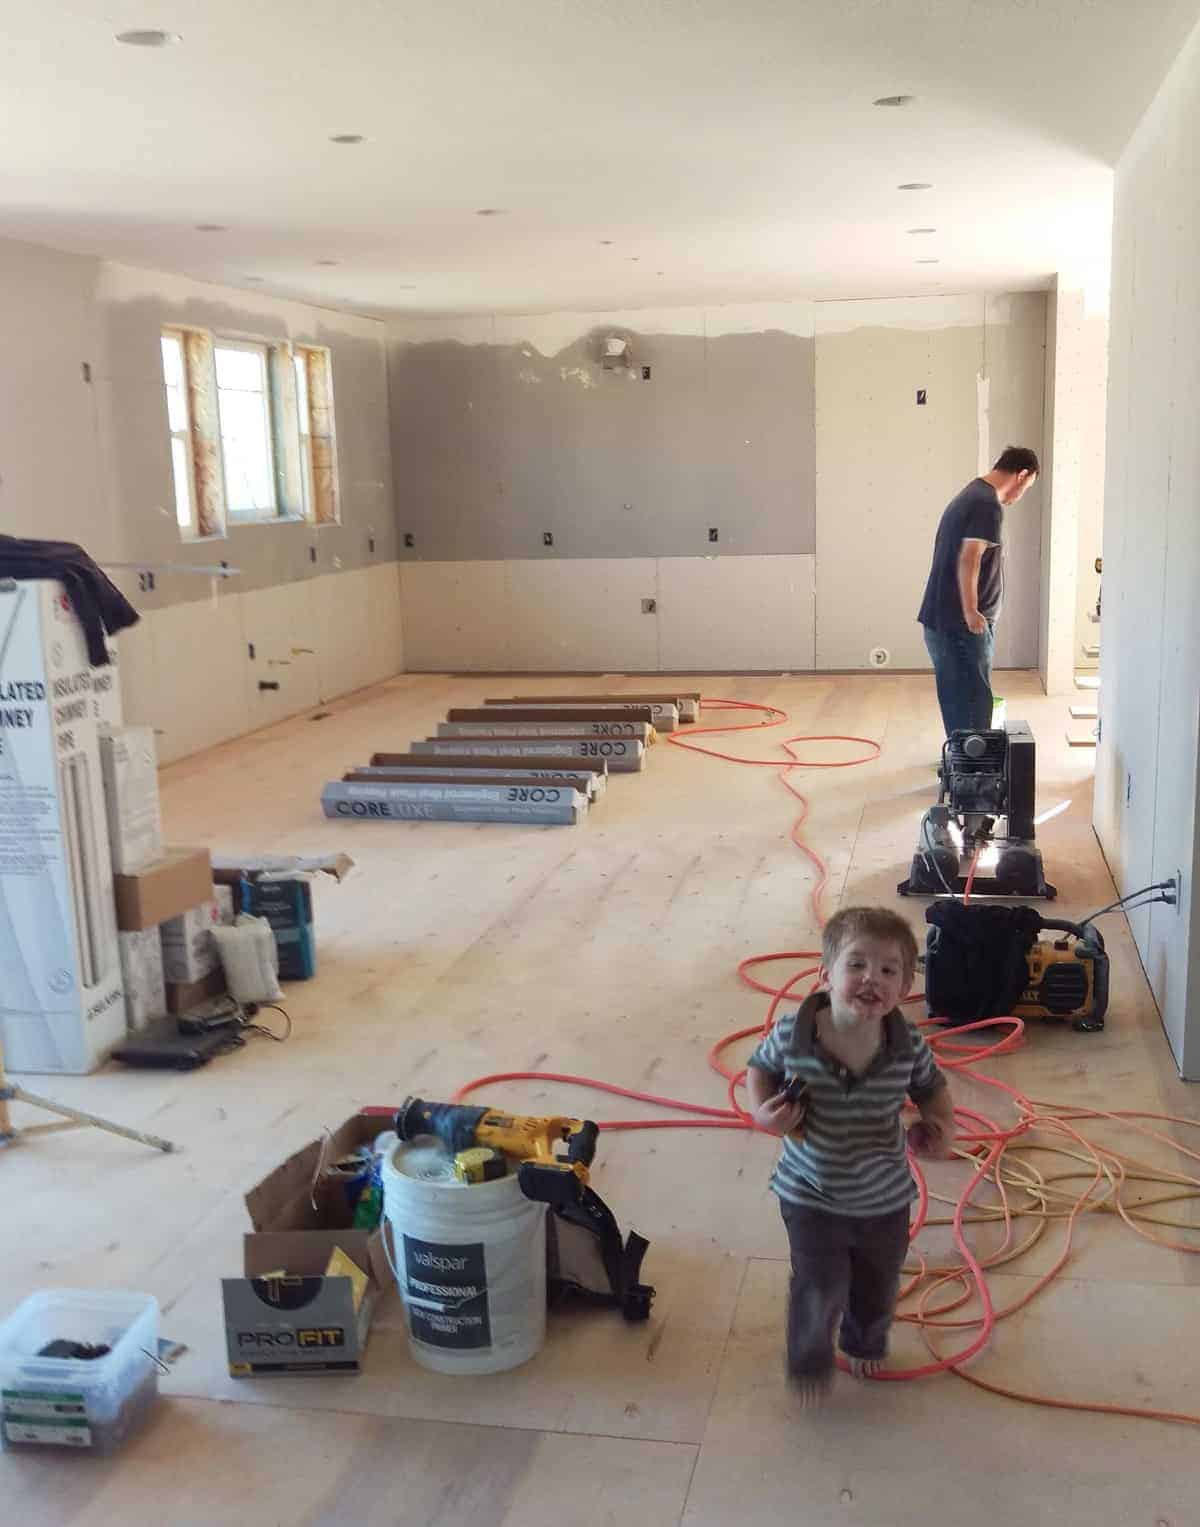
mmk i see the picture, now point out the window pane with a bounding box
[160,333,184,389]
[215,344,266,392]
[218,393,275,512]
[170,436,193,530]
[165,381,187,434]
[216,344,276,514]
[293,353,311,434]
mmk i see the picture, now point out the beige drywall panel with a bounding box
[1096,17,1200,1074]
[505,559,659,671]
[240,582,322,730]
[0,239,112,555]
[982,293,1047,672]
[398,561,515,671]
[815,294,1046,672]
[657,556,815,671]
[311,567,375,702]
[119,593,251,765]
[367,562,406,684]
[814,298,985,670]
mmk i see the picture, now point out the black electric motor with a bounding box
[899,721,1055,900]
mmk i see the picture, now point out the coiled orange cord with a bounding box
[452,699,1200,1426]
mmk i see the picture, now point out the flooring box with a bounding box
[223,1114,391,1377]
[114,847,213,932]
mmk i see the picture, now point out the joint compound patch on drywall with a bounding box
[559,365,597,388]
[976,370,991,475]
[815,294,987,337]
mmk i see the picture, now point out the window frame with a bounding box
[213,337,281,522]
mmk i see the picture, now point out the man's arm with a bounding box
[956,539,989,634]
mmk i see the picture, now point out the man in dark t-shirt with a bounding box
[917,445,1039,736]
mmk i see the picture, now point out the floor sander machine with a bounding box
[394,1097,654,1320]
[899,720,1055,900]
[899,720,1109,1031]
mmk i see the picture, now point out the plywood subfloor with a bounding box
[3,671,1197,1526]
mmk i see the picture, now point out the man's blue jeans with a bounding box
[922,623,994,736]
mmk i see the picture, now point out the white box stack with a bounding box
[98,725,163,875]
[160,899,220,983]
[117,927,167,1031]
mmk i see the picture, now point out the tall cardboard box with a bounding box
[98,725,163,875]
[0,580,126,1074]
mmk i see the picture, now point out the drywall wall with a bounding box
[390,295,1045,675]
[0,234,403,758]
[1095,17,1200,1075]
[1040,276,1110,693]
[398,556,816,673]
[389,305,816,562]
[814,294,1046,671]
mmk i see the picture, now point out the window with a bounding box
[215,341,278,518]
[160,331,196,536]
[159,328,341,538]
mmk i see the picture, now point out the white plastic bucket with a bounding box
[382,1140,546,1374]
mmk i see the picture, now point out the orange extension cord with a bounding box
[452,699,1200,1427]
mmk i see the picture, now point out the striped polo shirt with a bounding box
[747,992,946,1217]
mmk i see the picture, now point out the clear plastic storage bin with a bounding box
[0,1289,160,1454]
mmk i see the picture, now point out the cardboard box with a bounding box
[98,725,164,875]
[160,899,220,983]
[118,927,167,1031]
[0,580,126,1074]
[222,1114,392,1376]
[165,968,226,1016]
[114,847,212,932]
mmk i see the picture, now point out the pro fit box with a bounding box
[98,725,163,875]
[0,580,126,1075]
[113,847,212,932]
[240,877,315,981]
[222,1114,391,1376]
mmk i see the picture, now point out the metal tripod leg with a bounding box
[0,1045,174,1153]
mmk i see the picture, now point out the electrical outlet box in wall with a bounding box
[708,528,719,543]
[543,531,554,547]
[403,533,415,548]
[641,598,656,615]
[916,389,927,406]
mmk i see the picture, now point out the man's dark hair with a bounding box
[993,445,1040,476]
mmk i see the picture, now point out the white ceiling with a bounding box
[1,0,1197,318]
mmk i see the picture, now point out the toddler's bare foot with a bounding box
[845,1356,884,1379]
[788,1373,832,1408]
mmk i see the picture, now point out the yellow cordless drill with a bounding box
[394,1097,600,1205]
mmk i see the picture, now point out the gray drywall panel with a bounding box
[1096,18,1200,1076]
[388,327,816,561]
[95,274,396,609]
[0,239,112,555]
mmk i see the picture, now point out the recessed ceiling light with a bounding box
[115,29,180,47]
[599,239,613,246]
[329,134,364,145]
[194,223,226,232]
[898,182,933,191]
[245,275,264,282]
[395,285,417,291]
[873,94,914,107]
[475,208,506,217]
[916,258,941,264]
[628,256,640,262]
[657,270,665,276]
[907,227,937,235]
[317,259,339,266]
